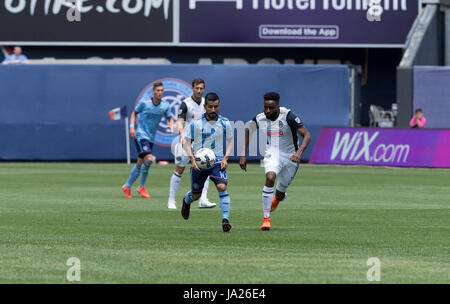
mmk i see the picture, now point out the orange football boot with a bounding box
[260,217,271,231]
[137,186,151,198]
[270,197,280,212]
[121,184,132,198]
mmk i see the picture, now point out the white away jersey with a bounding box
[178,96,205,124]
[252,107,304,155]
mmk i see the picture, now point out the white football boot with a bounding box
[167,200,177,210]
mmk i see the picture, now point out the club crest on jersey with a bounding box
[135,78,192,147]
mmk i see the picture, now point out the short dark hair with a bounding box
[415,108,423,113]
[153,82,163,90]
[192,78,205,87]
[205,92,219,104]
[264,92,280,103]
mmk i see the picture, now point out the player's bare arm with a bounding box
[177,117,186,146]
[291,126,311,163]
[129,111,137,139]
[240,121,257,171]
[167,116,174,133]
[184,137,200,171]
[221,137,234,170]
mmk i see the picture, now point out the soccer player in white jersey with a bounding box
[239,92,311,230]
[167,78,216,210]
[181,92,234,232]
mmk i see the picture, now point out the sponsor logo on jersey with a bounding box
[267,131,284,136]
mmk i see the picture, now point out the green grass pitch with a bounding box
[0,162,449,283]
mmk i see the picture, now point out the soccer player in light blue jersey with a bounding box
[122,82,174,198]
[181,92,234,232]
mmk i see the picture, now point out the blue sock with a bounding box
[219,190,230,220]
[184,191,195,205]
[125,164,141,188]
[139,161,151,188]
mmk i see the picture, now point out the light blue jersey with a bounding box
[135,98,173,143]
[2,54,28,63]
[186,114,233,161]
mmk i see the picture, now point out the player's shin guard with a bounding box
[169,171,182,201]
[262,186,273,218]
[184,191,195,205]
[218,190,230,220]
[125,164,141,188]
[139,161,151,188]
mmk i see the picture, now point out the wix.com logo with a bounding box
[331,131,410,164]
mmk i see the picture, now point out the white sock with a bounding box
[169,171,182,201]
[262,186,273,218]
[200,178,210,201]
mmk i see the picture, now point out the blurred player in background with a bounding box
[239,92,311,230]
[167,78,216,210]
[122,82,174,198]
[181,92,234,232]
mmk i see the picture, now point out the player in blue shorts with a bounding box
[181,92,234,232]
[121,82,174,198]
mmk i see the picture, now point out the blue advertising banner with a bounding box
[0,64,349,161]
[180,0,419,46]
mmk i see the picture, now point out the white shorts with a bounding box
[174,142,190,167]
[263,152,299,193]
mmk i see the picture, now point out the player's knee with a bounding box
[137,158,144,166]
[191,193,201,200]
[265,172,276,187]
[144,154,153,163]
[216,183,227,192]
[175,166,185,175]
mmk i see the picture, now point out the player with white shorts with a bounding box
[240,92,311,230]
[167,78,216,210]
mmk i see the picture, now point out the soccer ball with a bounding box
[194,148,216,169]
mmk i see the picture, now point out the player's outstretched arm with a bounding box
[291,126,311,163]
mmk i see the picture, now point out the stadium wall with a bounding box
[413,66,450,128]
[0,64,349,161]
[13,45,402,126]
